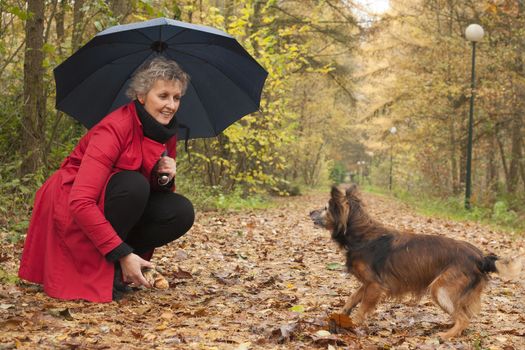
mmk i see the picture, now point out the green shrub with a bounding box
[329,162,347,184]
[363,185,523,233]
[492,201,518,226]
[176,177,273,211]
[270,179,301,197]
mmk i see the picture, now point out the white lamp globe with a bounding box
[465,24,484,42]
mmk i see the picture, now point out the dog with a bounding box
[310,185,522,339]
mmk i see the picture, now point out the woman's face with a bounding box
[139,79,182,125]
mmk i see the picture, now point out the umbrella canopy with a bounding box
[54,18,268,139]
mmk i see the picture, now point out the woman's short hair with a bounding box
[126,56,190,99]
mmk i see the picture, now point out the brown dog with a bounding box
[310,185,522,339]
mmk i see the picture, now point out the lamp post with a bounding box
[389,126,397,191]
[464,24,484,209]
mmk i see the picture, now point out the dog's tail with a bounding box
[481,253,523,280]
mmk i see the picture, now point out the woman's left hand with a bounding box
[157,156,176,180]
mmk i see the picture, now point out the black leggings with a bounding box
[104,171,194,254]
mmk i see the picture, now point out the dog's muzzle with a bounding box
[310,209,327,228]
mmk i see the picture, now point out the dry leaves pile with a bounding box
[1,191,524,349]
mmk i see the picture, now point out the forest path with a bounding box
[1,190,524,349]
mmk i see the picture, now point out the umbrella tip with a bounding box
[151,41,168,53]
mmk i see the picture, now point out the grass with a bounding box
[176,180,277,212]
[0,267,19,284]
[362,185,524,237]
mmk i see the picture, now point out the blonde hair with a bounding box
[126,56,190,99]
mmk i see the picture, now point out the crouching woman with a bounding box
[19,57,195,302]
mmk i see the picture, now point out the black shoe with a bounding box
[112,263,132,301]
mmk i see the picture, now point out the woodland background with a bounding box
[1,0,525,241]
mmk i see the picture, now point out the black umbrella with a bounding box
[54,18,268,139]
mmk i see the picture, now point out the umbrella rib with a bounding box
[106,57,149,114]
[131,29,157,44]
[184,79,218,135]
[96,26,197,49]
[167,46,260,131]
[168,46,260,95]
[163,28,189,43]
[58,48,152,105]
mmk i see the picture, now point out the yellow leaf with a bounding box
[155,322,168,331]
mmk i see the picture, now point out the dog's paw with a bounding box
[341,306,353,315]
[352,313,366,325]
[436,331,455,340]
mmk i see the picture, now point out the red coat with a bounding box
[18,102,177,302]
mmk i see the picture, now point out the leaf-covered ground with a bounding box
[1,191,524,349]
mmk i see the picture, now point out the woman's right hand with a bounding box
[157,156,176,181]
[118,253,153,288]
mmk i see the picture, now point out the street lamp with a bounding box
[389,126,397,191]
[464,24,484,209]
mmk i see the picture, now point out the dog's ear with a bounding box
[331,185,345,203]
[330,186,349,233]
[345,184,359,199]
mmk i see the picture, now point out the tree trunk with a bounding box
[495,124,510,183]
[486,132,498,199]
[71,0,85,52]
[110,0,131,22]
[520,140,525,190]
[507,2,525,193]
[55,0,66,55]
[507,116,523,193]
[448,115,459,194]
[20,0,46,175]
[458,135,466,189]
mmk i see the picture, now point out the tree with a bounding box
[20,0,45,175]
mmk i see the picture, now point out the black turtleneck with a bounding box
[134,100,178,143]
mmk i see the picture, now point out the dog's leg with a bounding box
[437,312,470,339]
[342,285,365,315]
[430,269,483,339]
[353,283,383,324]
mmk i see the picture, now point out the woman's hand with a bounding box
[118,253,154,288]
[157,156,176,180]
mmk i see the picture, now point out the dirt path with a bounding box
[1,190,524,349]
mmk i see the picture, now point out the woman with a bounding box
[19,56,195,302]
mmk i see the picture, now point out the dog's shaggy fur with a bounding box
[310,185,522,339]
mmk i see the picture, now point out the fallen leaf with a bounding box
[160,311,174,320]
[310,331,347,346]
[326,263,344,271]
[47,307,75,320]
[155,322,168,331]
[235,342,251,350]
[173,267,193,279]
[0,317,25,330]
[269,322,299,343]
[211,272,237,285]
[328,313,355,333]
[143,333,156,341]
[289,305,305,313]
[314,330,331,337]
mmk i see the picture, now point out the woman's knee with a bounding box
[174,195,195,233]
[105,171,150,206]
[107,171,149,200]
[150,193,195,233]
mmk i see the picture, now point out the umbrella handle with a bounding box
[157,150,171,186]
[158,174,170,186]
